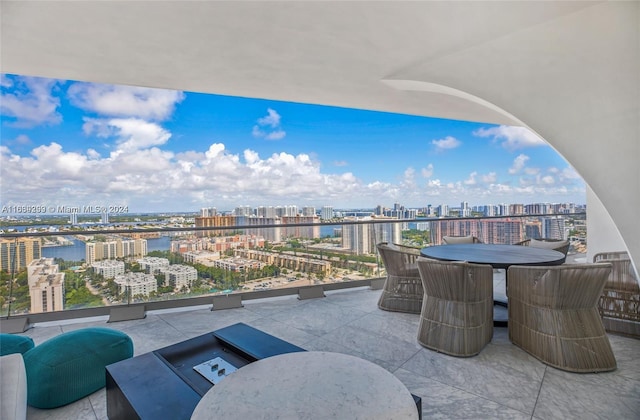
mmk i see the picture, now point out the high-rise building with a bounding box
[85,237,147,264]
[244,216,281,242]
[321,206,334,220]
[525,221,542,239]
[483,205,495,217]
[302,206,316,217]
[256,206,277,218]
[201,207,217,217]
[233,206,253,216]
[69,212,78,225]
[30,272,65,313]
[27,258,58,287]
[281,215,321,239]
[416,222,429,231]
[437,204,449,217]
[371,217,402,245]
[405,209,418,219]
[195,215,237,237]
[0,237,41,272]
[341,216,400,254]
[541,216,566,240]
[101,211,109,224]
[461,201,471,217]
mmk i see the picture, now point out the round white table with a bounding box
[190,351,419,420]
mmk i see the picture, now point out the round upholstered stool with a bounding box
[0,334,34,356]
[23,327,133,408]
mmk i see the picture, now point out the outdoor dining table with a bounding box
[420,244,566,326]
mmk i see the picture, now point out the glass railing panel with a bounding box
[0,212,586,319]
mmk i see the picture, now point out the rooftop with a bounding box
[19,275,640,420]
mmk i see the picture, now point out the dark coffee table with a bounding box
[106,323,305,420]
[106,322,423,419]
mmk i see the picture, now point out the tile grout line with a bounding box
[530,366,548,419]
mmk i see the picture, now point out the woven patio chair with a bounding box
[593,251,640,337]
[507,263,616,372]
[442,235,482,245]
[514,238,569,256]
[376,243,423,314]
[416,257,493,357]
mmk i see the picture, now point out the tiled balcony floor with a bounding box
[18,274,640,420]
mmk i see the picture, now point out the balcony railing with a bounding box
[0,213,585,332]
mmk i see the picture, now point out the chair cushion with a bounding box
[529,238,567,250]
[23,327,133,409]
[0,334,35,356]
[443,235,474,244]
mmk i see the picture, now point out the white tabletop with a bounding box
[190,351,419,420]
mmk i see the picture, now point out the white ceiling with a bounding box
[0,1,599,125]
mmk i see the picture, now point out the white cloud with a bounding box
[402,167,417,188]
[482,172,497,183]
[257,108,281,127]
[421,164,434,178]
[539,175,555,185]
[0,138,586,211]
[509,154,530,174]
[253,108,286,140]
[473,125,546,151]
[431,136,461,152]
[83,118,172,154]
[265,130,286,140]
[15,134,31,145]
[0,75,63,127]
[0,141,371,209]
[67,83,184,121]
[464,172,477,185]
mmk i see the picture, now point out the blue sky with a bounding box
[0,74,584,213]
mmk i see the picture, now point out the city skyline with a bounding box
[1,74,585,212]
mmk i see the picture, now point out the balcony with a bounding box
[17,282,640,420]
[0,216,636,419]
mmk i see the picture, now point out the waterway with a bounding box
[42,236,172,262]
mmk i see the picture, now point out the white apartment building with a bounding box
[92,260,125,279]
[182,250,221,266]
[302,206,316,217]
[233,206,253,216]
[244,216,281,243]
[114,272,157,297]
[85,238,147,264]
[30,272,65,313]
[256,206,277,218]
[321,206,333,220]
[137,256,170,274]
[200,207,217,217]
[162,265,198,291]
[27,258,58,287]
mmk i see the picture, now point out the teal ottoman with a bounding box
[23,327,133,408]
[0,334,35,356]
